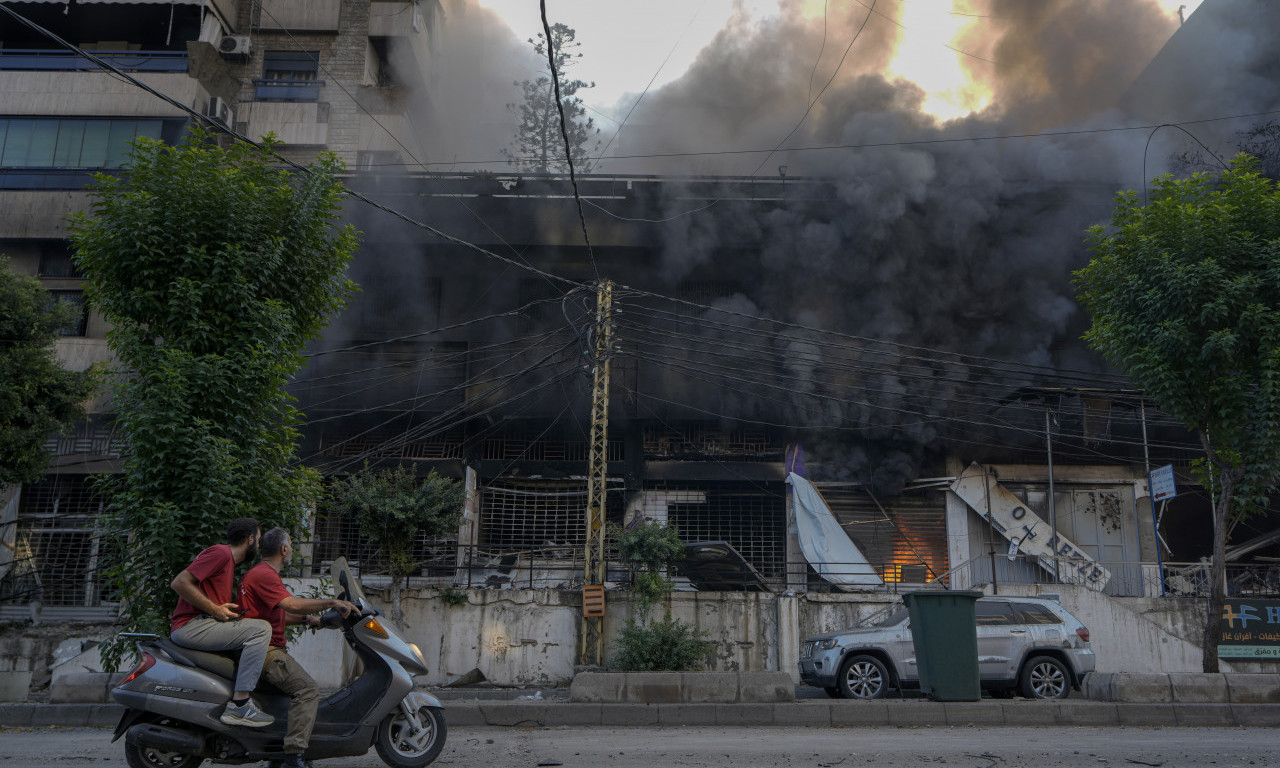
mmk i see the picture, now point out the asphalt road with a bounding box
[2,724,1276,768]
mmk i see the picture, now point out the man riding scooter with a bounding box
[169,518,274,728]
[238,528,357,768]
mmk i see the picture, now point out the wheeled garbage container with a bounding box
[902,590,982,702]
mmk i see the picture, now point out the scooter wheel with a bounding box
[374,704,447,767]
[124,739,204,768]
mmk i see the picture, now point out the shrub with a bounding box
[611,615,714,672]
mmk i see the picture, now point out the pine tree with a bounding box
[504,23,600,173]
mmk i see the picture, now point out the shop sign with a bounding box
[1220,599,1280,660]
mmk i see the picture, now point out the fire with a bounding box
[885,1,992,123]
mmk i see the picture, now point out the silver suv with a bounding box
[799,595,1094,700]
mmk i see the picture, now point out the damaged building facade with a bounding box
[2,0,1280,684]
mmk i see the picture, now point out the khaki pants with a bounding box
[262,646,319,753]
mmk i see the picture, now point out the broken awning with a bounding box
[948,462,1111,590]
[787,473,884,588]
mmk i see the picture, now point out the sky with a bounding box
[476,0,1203,123]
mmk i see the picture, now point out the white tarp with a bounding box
[787,472,883,588]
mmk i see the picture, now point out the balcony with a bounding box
[0,49,188,73]
[253,78,324,101]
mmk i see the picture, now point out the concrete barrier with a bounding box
[570,672,795,703]
[49,672,123,704]
[1082,672,1280,703]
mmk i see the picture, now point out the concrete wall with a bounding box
[3,584,1272,699]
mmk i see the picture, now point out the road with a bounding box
[1,724,1274,767]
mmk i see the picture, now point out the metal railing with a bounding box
[0,49,188,72]
[925,554,1280,599]
[253,78,323,101]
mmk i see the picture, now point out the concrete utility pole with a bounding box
[581,279,613,666]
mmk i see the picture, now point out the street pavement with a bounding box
[4,696,1278,729]
[1,724,1276,767]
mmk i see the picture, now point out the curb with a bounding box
[6,701,1280,729]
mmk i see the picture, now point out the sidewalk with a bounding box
[5,698,1279,729]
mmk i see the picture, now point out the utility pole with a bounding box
[580,279,613,666]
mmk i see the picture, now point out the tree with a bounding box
[1075,154,1280,672]
[609,521,712,672]
[70,130,358,669]
[503,22,600,173]
[327,463,464,625]
[0,257,95,490]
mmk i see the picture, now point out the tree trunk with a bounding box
[391,576,401,629]
[1200,469,1233,673]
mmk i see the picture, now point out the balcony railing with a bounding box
[253,78,323,101]
[0,49,188,72]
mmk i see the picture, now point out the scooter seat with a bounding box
[161,639,239,680]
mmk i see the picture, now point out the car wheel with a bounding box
[823,686,843,699]
[1019,655,1070,700]
[837,654,890,700]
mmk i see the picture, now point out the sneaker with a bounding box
[219,698,274,728]
[266,755,311,768]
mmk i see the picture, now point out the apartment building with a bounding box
[1,0,1267,623]
[0,0,435,618]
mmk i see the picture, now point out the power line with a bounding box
[339,108,1280,170]
[539,0,598,281]
[0,3,581,292]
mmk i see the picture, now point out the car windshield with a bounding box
[873,607,909,627]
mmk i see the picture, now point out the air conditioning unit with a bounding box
[205,97,233,127]
[217,35,250,57]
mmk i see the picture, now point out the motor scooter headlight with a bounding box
[406,642,428,671]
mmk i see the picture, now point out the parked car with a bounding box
[799,595,1094,700]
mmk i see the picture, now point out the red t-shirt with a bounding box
[239,562,293,648]
[170,544,235,631]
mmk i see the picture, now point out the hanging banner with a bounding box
[1219,599,1280,660]
[949,462,1111,591]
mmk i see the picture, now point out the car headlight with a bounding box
[814,639,838,651]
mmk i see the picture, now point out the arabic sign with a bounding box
[1219,599,1280,660]
[949,462,1111,591]
[1149,464,1178,503]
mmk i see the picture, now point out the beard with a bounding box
[245,541,259,562]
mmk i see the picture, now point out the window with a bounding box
[4,477,115,608]
[1015,603,1063,625]
[48,290,88,336]
[37,242,80,278]
[0,118,164,168]
[255,51,322,100]
[975,601,1017,626]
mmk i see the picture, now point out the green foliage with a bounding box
[70,129,358,669]
[0,257,96,489]
[1076,154,1280,518]
[1076,154,1280,671]
[611,615,714,672]
[327,463,464,623]
[440,586,468,607]
[503,23,600,173]
[612,521,685,619]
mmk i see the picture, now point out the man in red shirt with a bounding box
[170,517,274,728]
[239,527,357,768]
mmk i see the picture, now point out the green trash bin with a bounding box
[902,590,982,702]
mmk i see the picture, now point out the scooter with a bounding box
[110,557,446,768]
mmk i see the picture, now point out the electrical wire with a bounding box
[253,2,568,299]
[538,0,598,281]
[0,3,580,292]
